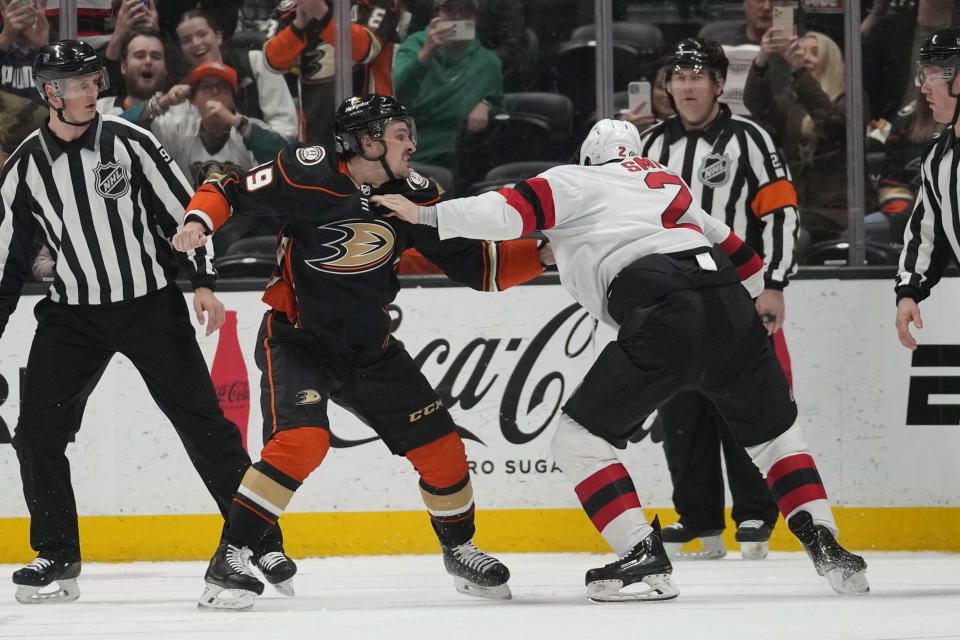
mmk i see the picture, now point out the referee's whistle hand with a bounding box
[895,298,922,351]
[173,221,208,252]
[193,287,226,336]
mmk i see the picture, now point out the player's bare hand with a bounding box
[193,287,225,336]
[755,288,785,335]
[538,240,555,266]
[172,221,209,251]
[371,194,420,223]
[896,297,922,350]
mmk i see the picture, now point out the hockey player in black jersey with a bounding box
[174,94,547,610]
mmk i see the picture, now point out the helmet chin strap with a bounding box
[55,106,96,127]
[358,140,396,182]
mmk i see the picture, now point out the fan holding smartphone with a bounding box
[620,64,675,133]
[0,0,49,60]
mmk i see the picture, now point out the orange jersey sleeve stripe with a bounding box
[264,24,306,71]
[495,238,544,290]
[188,184,232,230]
[751,178,798,218]
[318,20,381,62]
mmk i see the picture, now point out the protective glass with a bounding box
[59,69,110,99]
[915,61,956,88]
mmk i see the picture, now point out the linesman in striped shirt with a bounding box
[638,38,800,559]
[0,40,288,604]
[896,29,960,350]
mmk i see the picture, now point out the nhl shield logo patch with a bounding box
[93,161,130,199]
[697,153,732,188]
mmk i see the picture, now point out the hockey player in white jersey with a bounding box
[373,119,869,600]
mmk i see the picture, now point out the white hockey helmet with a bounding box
[579,118,643,166]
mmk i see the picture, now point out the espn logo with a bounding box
[906,345,960,425]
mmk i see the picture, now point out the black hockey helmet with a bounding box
[664,37,728,84]
[916,28,960,93]
[334,93,417,156]
[33,39,109,105]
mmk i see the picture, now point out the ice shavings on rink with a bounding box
[1,552,959,640]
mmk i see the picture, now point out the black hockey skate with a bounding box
[441,540,511,600]
[735,520,773,560]
[253,550,297,597]
[13,557,81,604]
[661,521,726,560]
[585,517,679,602]
[198,543,265,611]
[787,511,869,595]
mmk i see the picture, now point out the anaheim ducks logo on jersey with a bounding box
[305,219,395,274]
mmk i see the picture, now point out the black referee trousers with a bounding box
[12,285,252,562]
[658,391,780,532]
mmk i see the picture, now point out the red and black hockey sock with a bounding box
[225,460,302,548]
[420,474,476,548]
[766,453,829,520]
[574,463,641,534]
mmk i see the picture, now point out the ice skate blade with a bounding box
[586,573,679,602]
[271,577,295,597]
[826,568,870,595]
[453,576,512,600]
[197,583,258,611]
[14,579,80,604]
[740,541,769,560]
[664,539,726,561]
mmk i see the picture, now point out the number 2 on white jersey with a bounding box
[645,172,702,233]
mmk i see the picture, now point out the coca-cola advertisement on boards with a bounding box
[210,310,250,450]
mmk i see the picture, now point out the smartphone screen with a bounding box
[628,81,652,115]
[772,5,793,34]
[436,19,475,42]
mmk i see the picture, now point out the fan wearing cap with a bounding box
[393,0,503,168]
[896,29,960,350]
[142,60,287,191]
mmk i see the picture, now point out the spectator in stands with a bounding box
[744,30,854,235]
[263,0,403,147]
[863,0,956,122]
[159,0,239,43]
[872,97,942,243]
[97,31,188,117]
[405,0,531,90]
[136,61,286,254]
[139,61,286,188]
[100,0,160,96]
[0,88,46,149]
[394,0,503,172]
[699,0,770,46]
[621,62,675,134]
[176,10,298,140]
[0,0,50,102]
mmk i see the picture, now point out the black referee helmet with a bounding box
[917,28,960,93]
[665,38,729,85]
[33,39,107,105]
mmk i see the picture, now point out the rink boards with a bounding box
[1,277,959,561]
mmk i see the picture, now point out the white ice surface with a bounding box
[1,552,958,640]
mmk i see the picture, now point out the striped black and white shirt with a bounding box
[0,114,213,335]
[896,134,960,302]
[639,104,799,289]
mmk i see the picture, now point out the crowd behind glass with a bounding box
[0,0,952,272]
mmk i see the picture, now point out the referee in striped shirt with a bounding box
[0,40,285,602]
[638,38,800,556]
[896,29,960,351]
